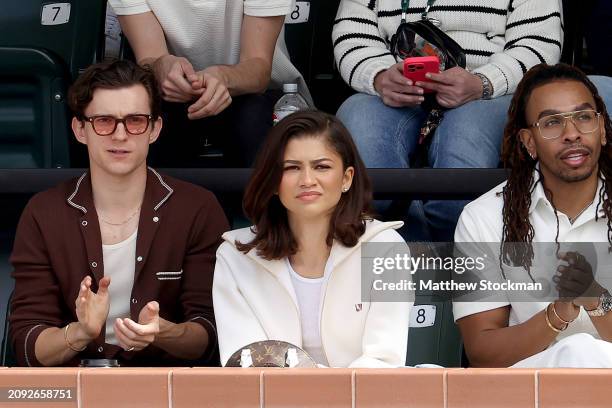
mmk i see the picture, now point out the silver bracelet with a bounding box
[475,73,493,100]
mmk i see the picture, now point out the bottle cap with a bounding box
[283,83,298,93]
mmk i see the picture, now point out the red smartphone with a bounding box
[403,56,440,93]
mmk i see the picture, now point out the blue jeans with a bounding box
[337,93,511,242]
[337,75,612,242]
[592,75,612,112]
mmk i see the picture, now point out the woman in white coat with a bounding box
[213,110,411,367]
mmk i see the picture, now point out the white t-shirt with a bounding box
[108,0,311,102]
[103,229,137,345]
[287,259,330,366]
[453,172,607,342]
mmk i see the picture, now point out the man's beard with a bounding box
[556,164,597,183]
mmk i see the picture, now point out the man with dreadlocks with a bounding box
[453,63,612,367]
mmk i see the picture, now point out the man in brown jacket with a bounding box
[9,60,229,366]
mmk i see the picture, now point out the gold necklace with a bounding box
[99,207,141,226]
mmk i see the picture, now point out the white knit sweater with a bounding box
[333,0,563,98]
[109,0,311,102]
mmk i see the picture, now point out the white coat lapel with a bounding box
[327,219,405,269]
[223,228,300,308]
[248,255,299,309]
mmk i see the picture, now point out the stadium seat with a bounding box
[0,0,107,168]
[406,298,463,367]
[1,292,14,367]
[284,0,354,113]
[560,0,585,67]
[405,245,463,367]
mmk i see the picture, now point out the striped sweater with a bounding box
[332,0,563,98]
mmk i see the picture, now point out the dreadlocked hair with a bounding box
[499,63,612,279]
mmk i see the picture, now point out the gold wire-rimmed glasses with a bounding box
[530,109,601,140]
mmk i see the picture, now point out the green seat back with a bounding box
[406,247,464,367]
[1,1,107,80]
[284,0,354,113]
[1,292,15,367]
[0,1,107,168]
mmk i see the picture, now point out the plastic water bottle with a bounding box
[272,83,309,125]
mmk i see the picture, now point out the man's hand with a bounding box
[74,276,111,340]
[114,301,160,352]
[374,62,425,108]
[186,67,233,119]
[554,251,606,309]
[416,67,483,108]
[152,55,203,103]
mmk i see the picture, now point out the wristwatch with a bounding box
[474,73,493,100]
[586,291,612,317]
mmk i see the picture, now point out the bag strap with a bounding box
[401,0,437,23]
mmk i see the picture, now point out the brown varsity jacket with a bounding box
[9,168,229,366]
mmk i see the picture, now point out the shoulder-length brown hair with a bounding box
[236,110,373,259]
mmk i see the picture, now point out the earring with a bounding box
[522,144,535,160]
[342,187,349,193]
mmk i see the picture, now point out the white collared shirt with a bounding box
[452,171,608,341]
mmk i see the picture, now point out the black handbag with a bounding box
[390,18,466,71]
[389,0,467,166]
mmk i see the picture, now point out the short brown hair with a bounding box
[237,110,373,260]
[67,60,161,120]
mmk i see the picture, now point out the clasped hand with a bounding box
[553,251,606,309]
[154,55,232,119]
